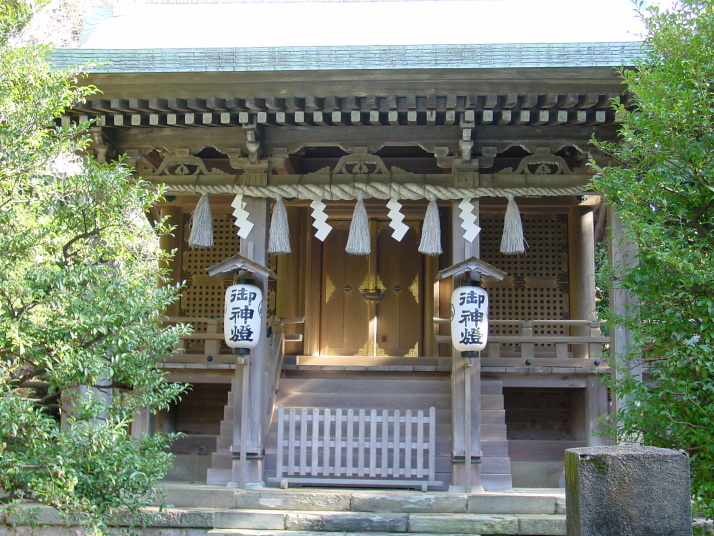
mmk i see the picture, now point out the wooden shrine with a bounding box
[49,41,631,491]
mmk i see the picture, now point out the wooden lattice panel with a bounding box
[181,215,240,319]
[480,213,568,339]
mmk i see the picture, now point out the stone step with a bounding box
[209,510,566,535]
[210,532,479,536]
[161,485,565,515]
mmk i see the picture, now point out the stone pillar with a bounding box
[566,446,691,536]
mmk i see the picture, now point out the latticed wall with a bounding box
[180,213,277,352]
[480,213,569,340]
[180,215,240,351]
[182,214,240,317]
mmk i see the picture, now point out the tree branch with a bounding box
[62,228,100,264]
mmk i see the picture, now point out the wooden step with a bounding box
[274,393,451,410]
[209,371,515,493]
[277,377,450,395]
[295,356,450,368]
[480,380,505,395]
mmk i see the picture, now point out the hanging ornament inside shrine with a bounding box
[450,282,489,356]
[224,280,263,350]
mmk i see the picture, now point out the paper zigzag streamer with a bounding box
[386,198,409,242]
[310,199,332,241]
[231,194,254,239]
[459,197,481,243]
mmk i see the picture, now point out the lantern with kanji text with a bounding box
[451,282,489,355]
[224,280,263,350]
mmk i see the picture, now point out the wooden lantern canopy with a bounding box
[436,257,507,357]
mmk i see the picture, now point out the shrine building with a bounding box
[50,0,645,491]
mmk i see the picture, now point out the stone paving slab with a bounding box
[208,532,482,536]
[286,512,408,533]
[165,487,237,509]
[238,490,353,512]
[517,514,566,535]
[214,510,287,530]
[467,494,559,515]
[351,492,468,513]
[408,513,519,535]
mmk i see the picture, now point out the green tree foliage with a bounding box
[593,0,714,519]
[0,2,188,532]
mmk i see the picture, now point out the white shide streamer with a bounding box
[231,194,254,239]
[310,199,332,241]
[458,197,481,243]
[386,197,409,242]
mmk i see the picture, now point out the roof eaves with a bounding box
[50,42,646,74]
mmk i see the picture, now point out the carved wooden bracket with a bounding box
[154,151,223,176]
[498,154,575,175]
[332,148,390,175]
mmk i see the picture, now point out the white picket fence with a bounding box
[272,406,441,489]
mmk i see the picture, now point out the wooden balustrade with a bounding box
[434,318,609,362]
[163,316,607,367]
[263,317,305,444]
[271,405,440,490]
[161,316,304,366]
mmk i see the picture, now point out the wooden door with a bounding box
[320,220,422,356]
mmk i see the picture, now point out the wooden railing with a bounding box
[263,317,305,445]
[162,316,303,363]
[435,318,609,361]
[164,316,224,360]
[271,406,441,490]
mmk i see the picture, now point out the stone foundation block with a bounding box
[566,445,691,536]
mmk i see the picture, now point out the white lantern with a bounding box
[224,282,263,349]
[450,284,489,355]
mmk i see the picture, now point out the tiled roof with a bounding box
[50,41,645,73]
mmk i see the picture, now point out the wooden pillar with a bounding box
[303,210,322,357]
[131,406,152,438]
[423,253,439,358]
[276,207,303,354]
[584,375,610,446]
[608,208,640,436]
[568,206,596,358]
[450,199,482,492]
[231,197,269,487]
[158,204,184,318]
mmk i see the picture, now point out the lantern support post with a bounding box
[437,256,507,492]
[207,242,278,488]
